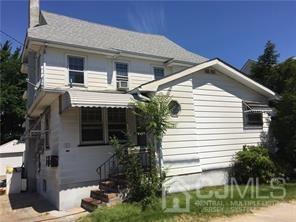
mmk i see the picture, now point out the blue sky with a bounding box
[1,0,295,68]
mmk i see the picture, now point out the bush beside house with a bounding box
[230,145,277,184]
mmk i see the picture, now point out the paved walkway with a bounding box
[0,193,88,222]
[210,201,296,222]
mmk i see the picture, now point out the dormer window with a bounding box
[154,67,164,80]
[68,56,84,84]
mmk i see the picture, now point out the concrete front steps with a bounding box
[81,178,128,212]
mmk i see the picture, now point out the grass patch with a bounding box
[78,183,296,222]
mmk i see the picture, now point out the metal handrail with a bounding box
[95,148,151,182]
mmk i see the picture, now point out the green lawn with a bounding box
[78,183,296,222]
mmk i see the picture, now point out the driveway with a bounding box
[210,201,296,222]
[0,192,88,222]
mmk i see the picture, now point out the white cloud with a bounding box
[127,3,165,34]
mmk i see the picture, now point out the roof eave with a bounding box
[27,37,202,66]
[136,58,277,100]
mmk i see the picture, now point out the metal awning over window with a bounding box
[61,90,135,112]
[243,101,272,113]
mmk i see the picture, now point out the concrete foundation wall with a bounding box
[164,168,229,193]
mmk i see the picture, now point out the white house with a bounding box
[241,59,257,75]
[22,0,277,210]
[0,140,25,176]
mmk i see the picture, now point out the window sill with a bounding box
[67,84,87,88]
[78,141,127,147]
[78,143,110,147]
[244,125,263,130]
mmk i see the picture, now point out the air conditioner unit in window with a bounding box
[117,81,129,91]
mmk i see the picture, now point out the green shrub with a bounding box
[230,145,277,184]
[110,137,163,210]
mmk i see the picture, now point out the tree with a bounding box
[271,93,296,178]
[277,58,296,94]
[0,40,26,144]
[250,40,280,92]
[269,59,296,178]
[110,95,174,208]
[134,94,174,173]
[251,41,296,178]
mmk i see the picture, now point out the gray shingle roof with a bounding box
[28,11,207,64]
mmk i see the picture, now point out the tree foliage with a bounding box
[134,94,174,141]
[0,40,26,144]
[230,145,277,184]
[110,95,173,209]
[250,41,296,178]
[250,40,280,92]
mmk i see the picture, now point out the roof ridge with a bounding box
[41,10,165,38]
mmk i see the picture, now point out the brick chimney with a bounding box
[29,0,40,28]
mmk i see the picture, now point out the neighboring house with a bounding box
[0,140,25,176]
[241,59,256,75]
[22,0,277,210]
[241,56,296,75]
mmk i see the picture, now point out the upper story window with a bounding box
[116,63,128,90]
[68,56,84,84]
[81,108,104,144]
[154,67,164,80]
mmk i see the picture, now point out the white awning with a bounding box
[61,90,135,111]
[243,101,273,113]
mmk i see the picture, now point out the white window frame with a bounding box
[114,61,129,89]
[66,54,87,86]
[242,102,264,129]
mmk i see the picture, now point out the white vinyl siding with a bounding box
[158,80,202,176]
[157,69,270,175]
[42,47,187,92]
[192,71,269,171]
